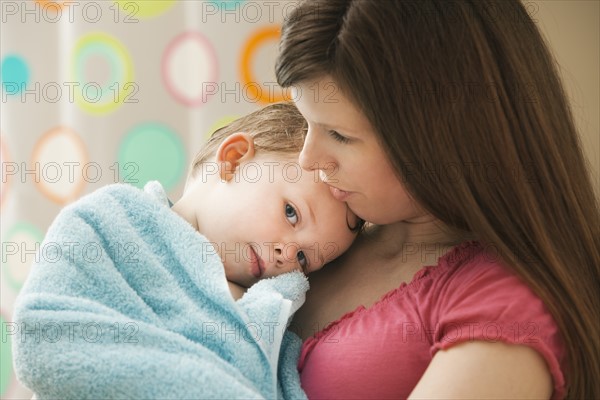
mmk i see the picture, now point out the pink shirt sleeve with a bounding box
[298,242,567,399]
[430,254,567,399]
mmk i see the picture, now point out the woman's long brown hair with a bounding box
[276,1,599,398]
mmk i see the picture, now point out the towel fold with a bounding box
[12,181,308,399]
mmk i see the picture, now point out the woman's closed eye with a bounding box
[328,130,350,143]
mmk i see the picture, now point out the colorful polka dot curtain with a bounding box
[1,1,290,397]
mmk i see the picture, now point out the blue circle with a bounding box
[1,55,30,95]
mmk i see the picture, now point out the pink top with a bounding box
[298,241,566,399]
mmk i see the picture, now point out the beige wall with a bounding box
[533,0,599,196]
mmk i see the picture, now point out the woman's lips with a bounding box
[320,172,352,201]
[328,184,351,201]
[249,246,264,279]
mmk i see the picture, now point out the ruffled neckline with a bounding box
[305,241,483,344]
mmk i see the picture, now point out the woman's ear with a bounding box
[216,132,255,181]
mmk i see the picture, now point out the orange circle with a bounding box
[0,135,10,209]
[240,26,291,104]
[31,126,88,204]
[35,0,66,11]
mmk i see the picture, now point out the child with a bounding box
[13,102,359,400]
[172,101,360,299]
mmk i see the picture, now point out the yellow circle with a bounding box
[72,32,134,115]
[115,0,175,19]
[205,115,239,141]
[240,26,291,104]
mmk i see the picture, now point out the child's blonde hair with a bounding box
[187,102,307,183]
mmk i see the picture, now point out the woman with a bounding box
[275,1,599,399]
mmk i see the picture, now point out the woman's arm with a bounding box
[409,341,553,399]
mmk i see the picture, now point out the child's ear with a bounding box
[216,132,255,181]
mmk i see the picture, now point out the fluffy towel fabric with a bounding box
[12,182,308,399]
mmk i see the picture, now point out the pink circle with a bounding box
[162,31,218,107]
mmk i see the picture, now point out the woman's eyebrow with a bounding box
[314,121,339,131]
[315,121,361,136]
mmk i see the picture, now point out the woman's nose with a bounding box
[299,128,322,171]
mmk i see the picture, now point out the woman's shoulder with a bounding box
[400,241,566,359]
[430,240,532,287]
[422,241,554,314]
[422,241,567,398]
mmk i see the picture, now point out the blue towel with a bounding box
[12,182,308,399]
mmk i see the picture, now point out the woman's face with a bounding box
[293,76,426,225]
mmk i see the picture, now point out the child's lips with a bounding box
[249,245,264,278]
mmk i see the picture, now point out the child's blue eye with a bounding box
[297,251,308,271]
[284,204,307,270]
[329,130,350,143]
[285,203,298,225]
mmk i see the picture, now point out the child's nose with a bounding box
[274,242,300,269]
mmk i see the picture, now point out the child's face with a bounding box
[175,153,358,288]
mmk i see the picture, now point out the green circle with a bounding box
[1,222,44,292]
[118,123,185,191]
[209,0,246,10]
[0,314,12,395]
